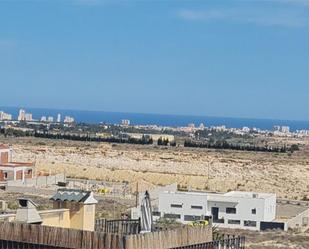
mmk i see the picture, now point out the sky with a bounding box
[0,0,309,121]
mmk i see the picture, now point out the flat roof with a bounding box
[162,190,275,200]
[0,162,35,168]
[224,191,275,199]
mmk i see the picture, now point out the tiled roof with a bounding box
[50,189,92,203]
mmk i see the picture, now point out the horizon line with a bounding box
[0,105,309,124]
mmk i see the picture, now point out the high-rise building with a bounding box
[47,116,54,123]
[57,114,61,123]
[64,116,74,123]
[0,111,12,121]
[121,119,130,126]
[25,113,33,121]
[18,109,26,121]
[18,109,32,122]
[281,126,290,133]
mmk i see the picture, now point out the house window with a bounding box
[152,211,161,217]
[3,173,8,179]
[191,205,203,210]
[226,207,236,214]
[244,220,257,227]
[184,215,201,221]
[252,208,256,214]
[171,204,182,208]
[163,213,181,219]
[228,219,241,225]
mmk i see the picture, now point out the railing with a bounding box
[95,218,140,235]
[0,239,73,249]
[170,235,245,249]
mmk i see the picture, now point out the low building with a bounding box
[156,190,276,231]
[0,144,35,182]
[0,189,98,231]
[50,189,98,231]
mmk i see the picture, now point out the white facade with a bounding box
[157,191,276,231]
[0,111,12,121]
[64,116,74,123]
[47,116,54,122]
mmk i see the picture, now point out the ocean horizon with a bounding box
[1,106,309,132]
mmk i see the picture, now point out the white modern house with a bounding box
[156,190,276,231]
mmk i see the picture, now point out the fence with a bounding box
[0,239,73,249]
[95,219,140,235]
[0,221,212,249]
[6,174,65,188]
[170,235,245,249]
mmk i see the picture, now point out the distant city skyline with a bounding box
[1,0,309,121]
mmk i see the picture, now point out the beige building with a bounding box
[0,189,98,231]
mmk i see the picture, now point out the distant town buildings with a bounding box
[41,116,47,122]
[18,109,33,122]
[64,116,74,123]
[273,125,290,134]
[47,116,54,123]
[0,111,12,121]
[121,119,130,126]
[57,113,61,123]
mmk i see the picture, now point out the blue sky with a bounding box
[0,0,309,121]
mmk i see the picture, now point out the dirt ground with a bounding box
[220,228,309,249]
[2,136,309,200]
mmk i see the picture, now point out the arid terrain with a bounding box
[2,136,309,200]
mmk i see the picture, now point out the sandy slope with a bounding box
[5,137,309,200]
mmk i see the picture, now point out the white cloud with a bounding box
[177,7,308,28]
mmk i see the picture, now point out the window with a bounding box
[163,213,181,219]
[152,211,161,217]
[171,204,182,208]
[213,218,224,224]
[244,220,257,227]
[3,173,7,179]
[226,207,236,214]
[184,215,201,221]
[191,205,203,210]
[252,208,256,214]
[228,219,241,225]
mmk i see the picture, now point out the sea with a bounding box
[1,106,309,132]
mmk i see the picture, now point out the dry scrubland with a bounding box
[220,229,309,249]
[2,136,309,200]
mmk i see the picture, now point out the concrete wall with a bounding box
[40,209,71,228]
[287,208,309,232]
[6,174,65,187]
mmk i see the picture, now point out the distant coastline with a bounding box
[1,106,309,131]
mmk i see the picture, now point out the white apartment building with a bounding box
[47,116,54,122]
[157,191,276,231]
[0,111,12,121]
[18,109,32,122]
[64,116,74,123]
[57,114,61,123]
